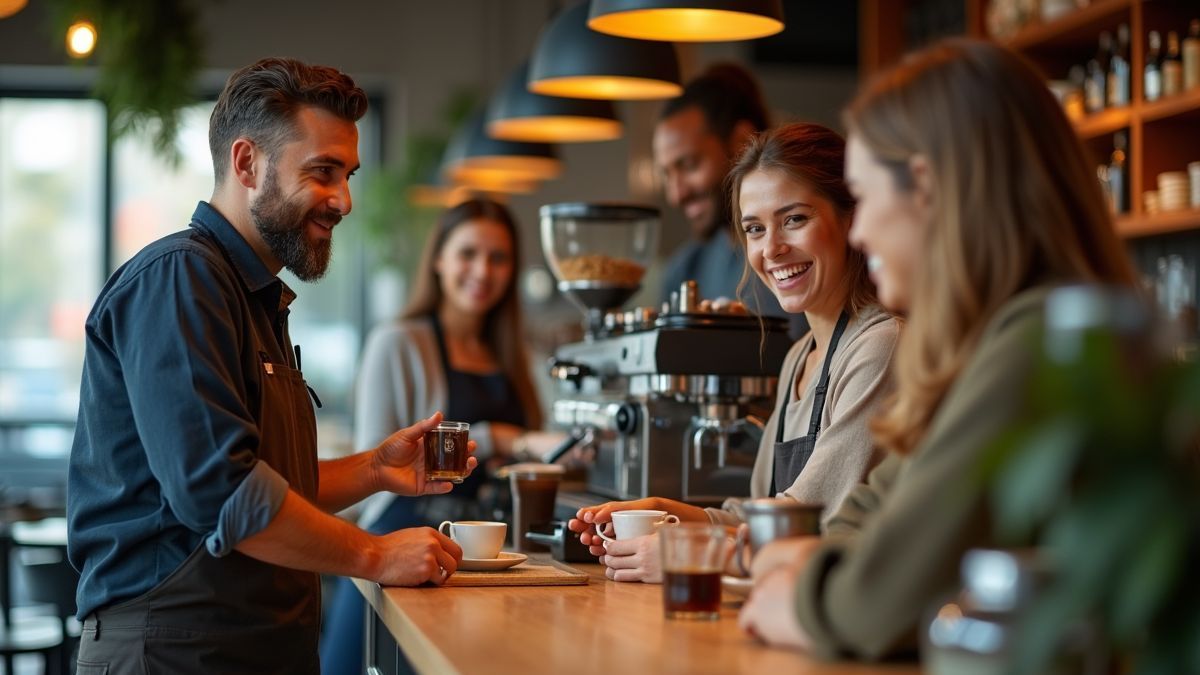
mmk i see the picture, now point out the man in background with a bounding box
[654,63,805,336]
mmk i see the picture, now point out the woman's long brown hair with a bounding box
[844,39,1136,456]
[402,199,543,430]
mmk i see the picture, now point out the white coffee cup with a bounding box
[438,520,507,559]
[594,510,680,543]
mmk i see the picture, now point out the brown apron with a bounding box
[77,355,321,675]
[771,311,849,495]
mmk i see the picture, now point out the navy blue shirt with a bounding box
[68,202,292,619]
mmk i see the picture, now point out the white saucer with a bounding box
[459,552,528,571]
[721,574,754,599]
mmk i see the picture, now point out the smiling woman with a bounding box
[320,198,544,675]
[566,123,900,587]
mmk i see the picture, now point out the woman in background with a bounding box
[738,39,1137,659]
[568,123,898,582]
[321,198,543,675]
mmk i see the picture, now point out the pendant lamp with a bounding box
[588,0,784,42]
[487,62,623,143]
[528,1,682,100]
[0,0,28,19]
[442,113,561,190]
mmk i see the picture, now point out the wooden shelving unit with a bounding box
[860,0,1200,239]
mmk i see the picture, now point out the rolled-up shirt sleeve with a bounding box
[101,245,281,550]
[206,460,289,556]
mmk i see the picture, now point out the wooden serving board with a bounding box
[443,558,588,587]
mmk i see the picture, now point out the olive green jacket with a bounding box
[794,286,1050,660]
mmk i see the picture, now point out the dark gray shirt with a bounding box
[68,202,292,619]
[661,230,808,338]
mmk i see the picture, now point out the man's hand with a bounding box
[371,412,478,496]
[371,527,464,586]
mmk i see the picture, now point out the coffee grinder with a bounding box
[538,202,792,514]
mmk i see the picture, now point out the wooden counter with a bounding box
[352,557,920,675]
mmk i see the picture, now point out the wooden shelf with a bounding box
[1072,106,1132,140]
[1117,209,1200,238]
[1141,87,1200,125]
[864,0,1200,237]
[1002,0,1133,51]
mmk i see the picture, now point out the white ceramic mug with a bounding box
[594,510,679,543]
[438,520,507,560]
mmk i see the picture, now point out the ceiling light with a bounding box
[588,0,784,42]
[528,1,681,100]
[443,112,562,188]
[487,62,622,143]
[0,0,27,19]
[66,21,97,58]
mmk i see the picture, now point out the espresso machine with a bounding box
[540,203,792,509]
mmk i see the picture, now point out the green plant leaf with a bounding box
[991,416,1084,541]
[48,0,204,164]
[1106,508,1185,640]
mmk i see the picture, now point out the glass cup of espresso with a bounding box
[424,421,470,483]
[660,523,728,621]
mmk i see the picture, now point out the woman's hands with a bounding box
[737,536,824,649]
[737,564,813,649]
[568,497,665,554]
[566,497,712,582]
[371,412,478,496]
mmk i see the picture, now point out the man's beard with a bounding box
[697,180,732,241]
[250,166,339,281]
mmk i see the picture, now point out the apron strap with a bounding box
[806,311,851,438]
[775,354,805,444]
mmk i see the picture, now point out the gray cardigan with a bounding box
[707,305,899,528]
[352,317,500,526]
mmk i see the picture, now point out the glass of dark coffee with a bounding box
[660,523,727,620]
[424,421,470,483]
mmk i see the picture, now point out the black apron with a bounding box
[771,312,850,494]
[77,320,321,672]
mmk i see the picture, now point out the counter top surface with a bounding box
[353,556,921,675]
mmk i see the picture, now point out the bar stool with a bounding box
[1,513,66,675]
[14,518,76,675]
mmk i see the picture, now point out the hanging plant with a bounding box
[359,88,478,274]
[48,0,204,163]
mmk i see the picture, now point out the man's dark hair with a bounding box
[209,57,368,182]
[659,62,770,140]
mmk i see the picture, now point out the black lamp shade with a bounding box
[588,0,784,42]
[443,112,561,191]
[487,62,623,143]
[528,1,682,100]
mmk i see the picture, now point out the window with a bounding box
[1,93,380,495]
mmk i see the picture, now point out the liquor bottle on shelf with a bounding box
[1086,31,1113,113]
[1144,30,1163,102]
[1184,19,1200,91]
[1108,131,1128,215]
[1164,31,1184,97]
[1065,65,1087,120]
[1108,23,1131,107]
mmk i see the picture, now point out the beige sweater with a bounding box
[707,305,899,528]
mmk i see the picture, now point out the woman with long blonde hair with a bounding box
[739,38,1136,658]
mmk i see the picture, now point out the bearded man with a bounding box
[67,58,474,675]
